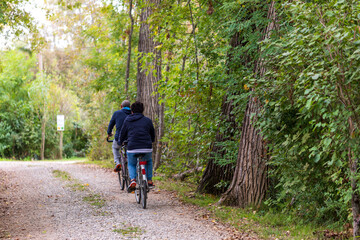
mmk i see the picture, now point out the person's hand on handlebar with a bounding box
[108,133,113,137]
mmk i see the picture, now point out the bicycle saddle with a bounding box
[134,153,146,158]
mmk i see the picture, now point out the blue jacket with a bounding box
[119,113,155,150]
[107,108,131,141]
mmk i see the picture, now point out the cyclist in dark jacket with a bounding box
[119,101,155,190]
[107,100,131,172]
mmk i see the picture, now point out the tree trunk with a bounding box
[125,0,134,99]
[197,96,236,195]
[40,115,46,160]
[219,97,268,207]
[59,131,63,160]
[218,1,276,207]
[136,0,163,168]
[348,116,360,237]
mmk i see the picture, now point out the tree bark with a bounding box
[218,97,268,207]
[137,0,163,168]
[40,114,46,160]
[348,116,360,237]
[218,1,276,207]
[39,53,46,161]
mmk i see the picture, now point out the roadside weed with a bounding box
[83,194,106,208]
[113,223,143,237]
[52,170,72,181]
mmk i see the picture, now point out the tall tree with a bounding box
[136,0,163,169]
[219,1,277,207]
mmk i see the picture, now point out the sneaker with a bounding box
[113,164,121,172]
[127,179,136,193]
[148,180,155,189]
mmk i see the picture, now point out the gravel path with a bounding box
[0,161,235,240]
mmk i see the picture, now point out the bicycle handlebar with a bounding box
[106,137,128,146]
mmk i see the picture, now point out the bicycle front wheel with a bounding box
[123,162,129,190]
[141,180,147,209]
[118,170,125,190]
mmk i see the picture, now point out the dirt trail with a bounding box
[0,161,237,240]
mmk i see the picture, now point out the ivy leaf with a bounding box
[323,138,332,147]
[312,74,321,80]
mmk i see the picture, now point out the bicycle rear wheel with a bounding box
[141,180,147,209]
[135,174,141,203]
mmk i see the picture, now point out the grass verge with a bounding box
[153,176,349,240]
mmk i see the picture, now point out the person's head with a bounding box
[131,101,144,114]
[121,100,130,108]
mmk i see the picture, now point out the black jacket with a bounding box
[119,113,155,150]
[107,108,131,141]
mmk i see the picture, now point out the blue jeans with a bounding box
[127,152,153,181]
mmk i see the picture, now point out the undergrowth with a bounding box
[154,176,350,240]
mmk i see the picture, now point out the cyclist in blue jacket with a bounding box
[119,101,155,191]
[107,100,131,172]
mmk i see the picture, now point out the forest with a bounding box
[1,0,360,238]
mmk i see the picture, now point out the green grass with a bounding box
[155,176,348,240]
[53,170,72,181]
[68,183,89,191]
[83,194,106,208]
[113,224,143,237]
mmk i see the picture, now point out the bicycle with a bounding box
[133,153,149,209]
[107,137,130,191]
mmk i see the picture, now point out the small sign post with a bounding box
[57,115,65,131]
[57,115,64,159]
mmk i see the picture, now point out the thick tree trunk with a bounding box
[218,1,276,207]
[219,97,268,207]
[197,97,236,195]
[137,0,163,168]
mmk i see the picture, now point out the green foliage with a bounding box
[0,49,89,159]
[151,0,270,174]
[254,0,360,226]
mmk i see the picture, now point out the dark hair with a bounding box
[131,101,144,113]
